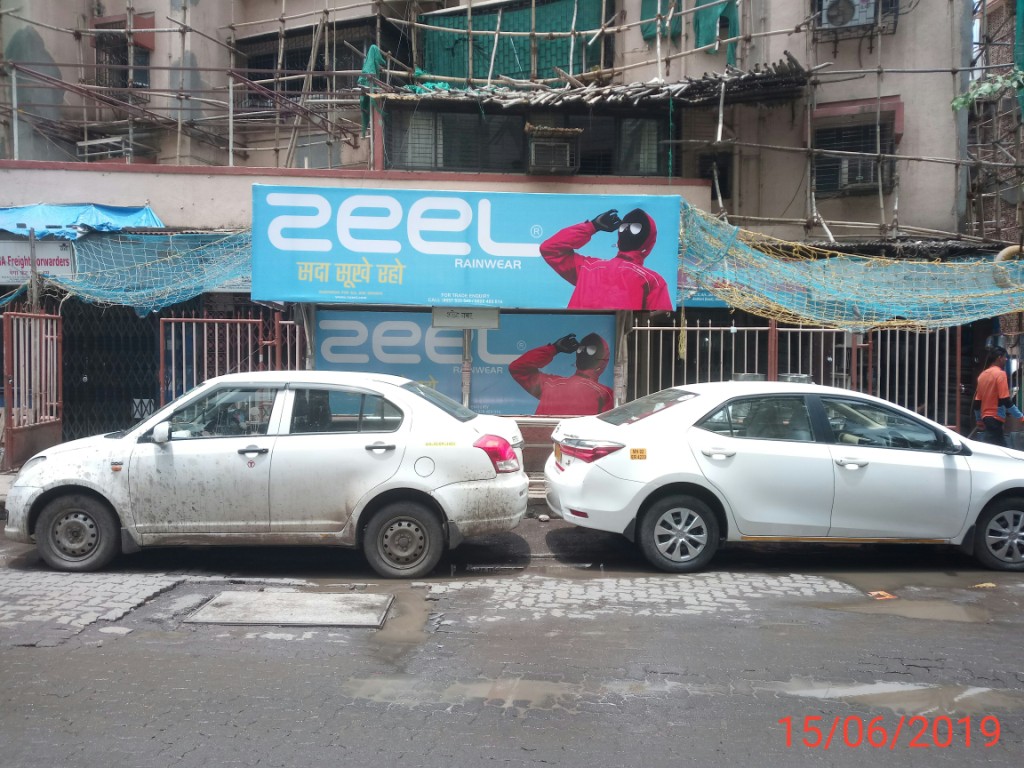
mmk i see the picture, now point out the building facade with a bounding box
[0,1,1011,452]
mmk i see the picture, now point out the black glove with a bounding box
[552,334,579,354]
[591,209,621,232]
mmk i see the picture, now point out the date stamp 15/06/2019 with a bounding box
[779,715,1002,750]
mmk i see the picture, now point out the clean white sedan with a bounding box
[545,381,1024,573]
[5,371,528,578]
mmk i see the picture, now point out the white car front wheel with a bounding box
[974,499,1024,571]
[36,494,120,572]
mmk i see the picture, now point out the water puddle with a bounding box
[339,674,1024,717]
[761,678,1024,715]
[341,676,585,715]
[823,598,991,623]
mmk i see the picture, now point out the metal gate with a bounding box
[159,312,305,406]
[2,311,63,470]
[628,318,965,432]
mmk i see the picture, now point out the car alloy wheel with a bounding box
[638,495,720,573]
[655,508,708,562]
[975,499,1024,570]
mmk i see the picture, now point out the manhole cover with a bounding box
[185,591,394,627]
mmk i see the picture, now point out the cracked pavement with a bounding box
[1,522,1023,767]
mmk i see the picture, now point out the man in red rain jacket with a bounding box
[540,207,673,311]
[509,332,614,416]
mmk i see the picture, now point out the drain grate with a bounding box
[185,591,394,627]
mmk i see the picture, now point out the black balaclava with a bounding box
[617,208,653,252]
[575,332,610,372]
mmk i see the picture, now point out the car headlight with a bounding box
[12,455,47,484]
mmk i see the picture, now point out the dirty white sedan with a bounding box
[5,371,528,578]
[545,381,1024,573]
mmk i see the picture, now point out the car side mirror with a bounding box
[943,434,967,455]
[153,422,172,444]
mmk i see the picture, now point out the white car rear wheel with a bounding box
[638,495,720,573]
[363,501,444,579]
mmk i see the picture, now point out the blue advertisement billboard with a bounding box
[316,310,616,416]
[252,187,680,311]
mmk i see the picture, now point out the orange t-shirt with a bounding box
[977,364,1011,420]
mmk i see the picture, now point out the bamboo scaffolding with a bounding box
[0,0,1018,246]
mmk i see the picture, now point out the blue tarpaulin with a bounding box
[0,204,164,240]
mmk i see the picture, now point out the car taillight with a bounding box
[557,439,624,463]
[474,434,521,473]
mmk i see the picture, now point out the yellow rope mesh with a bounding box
[681,204,1022,331]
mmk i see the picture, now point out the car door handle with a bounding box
[701,447,736,460]
[365,443,396,452]
[237,446,269,455]
[835,458,868,469]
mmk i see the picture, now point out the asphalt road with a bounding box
[1,517,1022,768]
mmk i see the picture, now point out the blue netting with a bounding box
[17,204,1024,329]
[47,232,251,317]
[682,202,1024,331]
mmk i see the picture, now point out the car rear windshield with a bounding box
[599,388,697,425]
[401,381,478,422]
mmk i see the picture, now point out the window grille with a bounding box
[385,107,666,176]
[813,121,895,197]
[95,24,151,91]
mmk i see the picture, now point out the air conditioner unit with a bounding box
[528,138,580,175]
[839,156,881,191]
[820,0,878,31]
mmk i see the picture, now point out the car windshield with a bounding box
[599,388,697,425]
[401,380,477,422]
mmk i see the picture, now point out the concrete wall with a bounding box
[0,161,712,229]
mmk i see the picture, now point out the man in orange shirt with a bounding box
[973,345,1022,446]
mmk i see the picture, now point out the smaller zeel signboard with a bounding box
[317,310,616,416]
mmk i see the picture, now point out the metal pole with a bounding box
[462,329,472,407]
[28,227,39,311]
[228,78,235,166]
[11,66,18,160]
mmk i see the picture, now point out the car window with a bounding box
[697,396,814,442]
[400,380,476,422]
[821,396,943,451]
[599,388,697,425]
[167,386,278,439]
[290,388,404,434]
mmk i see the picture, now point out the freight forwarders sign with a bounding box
[251,186,680,311]
[0,240,74,284]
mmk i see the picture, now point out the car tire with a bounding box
[35,494,120,572]
[638,495,720,573]
[363,502,444,579]
[973,499,1024,571]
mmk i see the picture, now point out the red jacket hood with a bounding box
[618,211,658,261]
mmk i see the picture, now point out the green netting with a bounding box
[46,232,251,317]
[641,0,683,41]
[419,0,602,82]
[682,203,1023,331]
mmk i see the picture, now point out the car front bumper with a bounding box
[3,484,37,543]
